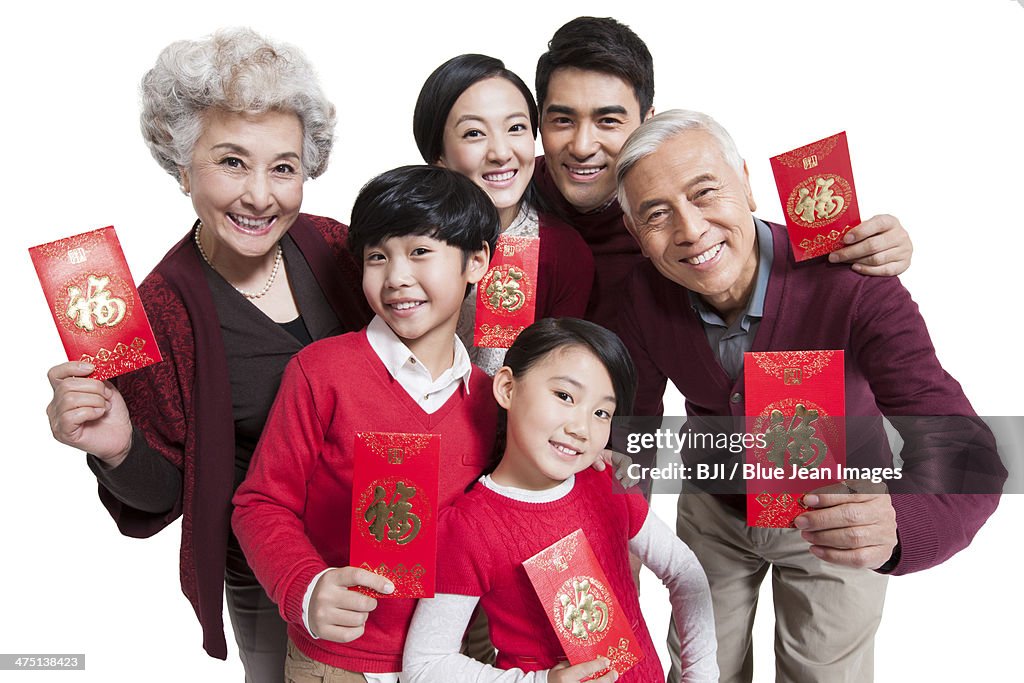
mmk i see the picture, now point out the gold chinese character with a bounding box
[66,275,126,331]
[763,404,828,469]
[559,579,609,639]
[485,267,527,313]
[783,368,802,385]
[802,155,818,170]
[387,447,404,464]
[364,481,421,545]
[794,176,845,224]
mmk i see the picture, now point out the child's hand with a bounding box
[308,567,395,642]
[593,449,640,488]
[548,657,618,682]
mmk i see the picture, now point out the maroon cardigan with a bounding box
[534,156,643,330]
[615,220,1005,575]
[100,214,370,658]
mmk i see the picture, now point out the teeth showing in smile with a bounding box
[686,243,722,265]
[483,170,516,182]
[568,166,602,176]
[230,214,274,229]
[391,301,423,311]
[552,443,581,456]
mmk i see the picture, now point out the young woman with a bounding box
[402,318,719,682]
[413,55,595,376]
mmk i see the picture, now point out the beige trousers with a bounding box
[666,492,887,683]
[284,640,367,683]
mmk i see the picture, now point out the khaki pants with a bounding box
[284,640,367,683]
[666,492,887,683]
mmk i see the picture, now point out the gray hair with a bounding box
[140,27,335,181]
[615,109,744,216]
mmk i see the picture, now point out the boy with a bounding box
[232,165,500,681]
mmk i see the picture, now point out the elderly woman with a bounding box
[44,28,369,681]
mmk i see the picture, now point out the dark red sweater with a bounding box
[100,214,369,659]
[534,157,643,329]
[615,220,1005,575]
[232,330,498,673]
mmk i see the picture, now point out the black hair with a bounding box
[413,54,539,165]
[535,16,655,120]
[413,54,547,217]
[348,165,501,266]
[504,317,638,417]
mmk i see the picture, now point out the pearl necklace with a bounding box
[194,222,283,300]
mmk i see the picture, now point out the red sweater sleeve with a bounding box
[850,276,1004,574]
[435,500,493,597]
[231,353,332,624]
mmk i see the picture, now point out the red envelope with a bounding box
[474,235,540,348]
[29,226,162,380]
[770,132,861,261]
[349,432,440,598]
[744,351,846,528]
[523,529,643,680]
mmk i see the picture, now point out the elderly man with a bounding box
[613,109,1004,682]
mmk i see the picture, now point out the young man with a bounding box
[531,16,914,329]
[613,110,1005,682]
[232,166,500,681]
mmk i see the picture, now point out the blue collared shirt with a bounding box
[687,218,774,379]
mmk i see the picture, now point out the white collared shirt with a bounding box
[300,315,473,671]
[366,315,472,412]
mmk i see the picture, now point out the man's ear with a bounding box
[466,242,491,285]
[643,106,655,122]
[622,214,650,258]
[741,160,757,212]
[492,366,515,409]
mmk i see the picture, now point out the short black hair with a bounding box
[535,16,655,119]
[413,53,539,165]
[504,317,638,416]
[348,165,500,265]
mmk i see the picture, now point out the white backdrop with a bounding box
[2,1,1022,680]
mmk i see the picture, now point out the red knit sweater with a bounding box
[436,468,663,681]
[231,330,497,673]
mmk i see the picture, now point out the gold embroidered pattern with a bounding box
[66,274,128,331]
[481,265,530,315]
[763,404,828,469]
[786,174,853,229]
[773,136,841,169]
[476,323,525,349]
[356,433,436,464]
[363,481,421,545]
[554,576,613,644]
[752,351,836,382]
[351,562,426,598]
[79,337,155,381]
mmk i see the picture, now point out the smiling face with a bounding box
[361,234,488,362]
[492,345,617,490]
[438,77,536,230]
[180,108,304,264]
[621,128,759,318]
[540,67,651,213]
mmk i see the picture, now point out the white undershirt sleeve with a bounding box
[629,512,720,682]
[401,594,547,683]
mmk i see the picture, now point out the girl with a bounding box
[402,318,719,682]
[414,55,595,376]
